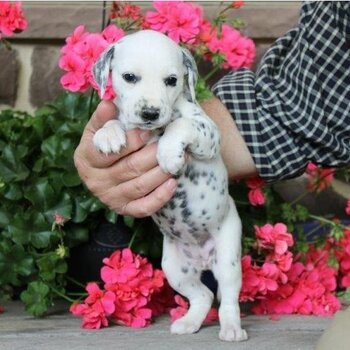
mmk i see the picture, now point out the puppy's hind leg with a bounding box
[212,197,248,342]
[162,237,213,335]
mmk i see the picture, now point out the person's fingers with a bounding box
[108,142,159,183]
[76,127,152,169]
[98,166,173,207]
[120,178,178,218]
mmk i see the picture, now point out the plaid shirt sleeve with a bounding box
[212,2,350,182]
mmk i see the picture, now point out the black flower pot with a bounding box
[67,216,132,288]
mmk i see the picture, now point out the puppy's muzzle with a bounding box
[141,106,160,122]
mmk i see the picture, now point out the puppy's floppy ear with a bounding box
[181,47,198,103]
[93,44,115,98]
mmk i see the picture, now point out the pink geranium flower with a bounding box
[255,223,294,255]
[59,24,124,99]
[0,1,27,38]
[213,24,255,69]
[71,248,167,329]
[70,282,116,329]
[246,177,266,206]
[306,162,335,192]
[144,1,203,44]
[252,245,341,317]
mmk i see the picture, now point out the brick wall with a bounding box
[0,1,301,112]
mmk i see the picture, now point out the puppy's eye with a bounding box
[164,75,177,87]
[122,73,138,84]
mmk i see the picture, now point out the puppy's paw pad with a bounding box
[93,120,126,154]
[219,328,248,342]
[170,318,200,335]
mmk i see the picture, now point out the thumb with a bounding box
[86,100,118,133]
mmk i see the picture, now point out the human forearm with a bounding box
[201,97,258,180]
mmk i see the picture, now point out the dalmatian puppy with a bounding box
[92,30,247,342]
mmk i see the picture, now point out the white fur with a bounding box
[92,30,247,342]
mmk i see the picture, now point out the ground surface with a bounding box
[0,301,330,350]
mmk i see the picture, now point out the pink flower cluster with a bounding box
[240,223,293,302]
[59,1,256,95]
[144,1,203,45]
[144,1,255,69]
[240,223,341,316]
[0,1,27,39]
[334,229,350,288]
[71,248,168,329]
[59,24,124,99]
[71,221,349,330]
[253,246,341,316]
[207,24,255,69]
[306,162,335,193]
[246,177,266,206]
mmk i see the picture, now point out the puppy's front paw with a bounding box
[171,317,201,335]
[157,138,186,175]
[93,120,126,154]
[219,327,248,342]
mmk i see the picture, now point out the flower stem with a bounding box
[128,223,142,249]
[88,88,96,118]
[203,65,221,83]
[66,276,86,289]
[308,214,348,229]
[50,285,74,303]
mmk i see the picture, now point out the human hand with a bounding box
[74,101,178,217]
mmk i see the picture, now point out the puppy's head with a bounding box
[93,30,198,130]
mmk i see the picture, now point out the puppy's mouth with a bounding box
[134,120,165,130]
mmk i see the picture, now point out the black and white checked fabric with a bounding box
[213,2,350,182]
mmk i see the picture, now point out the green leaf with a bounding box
[0,242,35,285]
[0,209,10,227]
[281,203,296,223]
[20,281,52,317]
[330,224,344,241]
[3,183,22,200]
[37,254,67,281]
[0,145,30,182]
[105,210,117,224]
[43,192,73,222]
[61,172,81,187]
[31,230,56,249]
[295,204,309,221]
[24,179,56,210]
[7,214,31,245]
[33,158,44,172]
[328,254,339,269]
[72,202,88,223]
[123,215,135,228]
[338,288,350,303]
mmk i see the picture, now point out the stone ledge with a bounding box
[16,2,300,41]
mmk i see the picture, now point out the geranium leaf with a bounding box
[20,281,52,317]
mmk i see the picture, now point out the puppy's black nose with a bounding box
[141,107,160,121]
